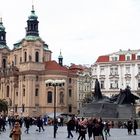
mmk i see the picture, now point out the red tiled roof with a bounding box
[132,54,135,60]
[96,55,109,62]
[44,61,68,71]
[69,64,84,71]
[119,55,125,61]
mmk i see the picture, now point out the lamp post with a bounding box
[45,79,65,138]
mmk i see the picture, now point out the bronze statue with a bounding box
[94,79,103,100]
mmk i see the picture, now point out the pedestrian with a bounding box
[36,116,45,132]
[127,119,133,135]
[66,118,74,138]
[87,118,93,140]
[60,116,64,126]
[24,116,31,134]
[133,119,138,135]
[104,121,110,137]
[77,118,87,140]
[10,121,22,140]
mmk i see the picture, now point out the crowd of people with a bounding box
[66,116,112,140]
[0,114,139,140]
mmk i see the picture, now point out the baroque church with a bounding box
[0,6,78,116]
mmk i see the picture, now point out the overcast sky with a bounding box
[1,0,140,66]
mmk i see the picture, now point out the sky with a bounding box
[1,0,140,66]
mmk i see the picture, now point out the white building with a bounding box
[91,49,140,99]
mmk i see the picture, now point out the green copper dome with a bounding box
[0,21,5,31]
[58,51,63,59]
[28,6,38,21]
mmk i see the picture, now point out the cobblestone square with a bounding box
[0,125,140,140]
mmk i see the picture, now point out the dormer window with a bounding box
[126,56,130,61]
[110,54,118,61]
[125,54,131,61]
[137,55,140,60]
[136,52,140,60]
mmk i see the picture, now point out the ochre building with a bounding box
[0,7,78,116]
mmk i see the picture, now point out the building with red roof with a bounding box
[92,49,140,98]
[0,7,79,116]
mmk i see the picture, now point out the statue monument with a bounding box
[81,79,140,118]
[94,79,103,100]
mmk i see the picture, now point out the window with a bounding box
[126,80,130,87]
[126,66,130,74]
[125,54,131,61]
[69,89,72,97]
[101,81,104,89]
[137,55,140,60]
[16,92,18,96]
[23,88,25,96]
[59,92,64,104]
[138,65,140,74]
[100,67,105,75]
[35,51,39,62]
[14,55,17,65]
[68,104,72,113]
[23,76,25,81]
[111,56,118,61]
[1,36,3,40]
[138,80,140,88]
[2,58,6,68]
[110,80,118,89]
[15,104,18,113]
[126,56,130,61]
[110,66,118,75]
[69,78,71,84]
[24,52,27,62]
[35,88,39,96]
[92,67,97,74]
[22,104,25,112]
[36,76,39,81]
[47,91,52,103]
[6,86,9,97]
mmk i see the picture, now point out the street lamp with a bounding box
[45,79,65,138]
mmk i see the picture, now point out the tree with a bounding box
[0,99,8,113]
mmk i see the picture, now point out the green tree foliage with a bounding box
[0,99,8,113]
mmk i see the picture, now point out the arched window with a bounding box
[1,36,3,40]
[35,88,39,96]
[23,88,25,96]
[14,55,17,65]
[7,86,9,97]
[35,51,39,62]
[24,52,27,62]
[2,58,6,68]
[47,91,52,103]
[69,78,71,84]
[59,92,64,104]
[68,104,72,113]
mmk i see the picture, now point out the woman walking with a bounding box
[10,121,22,140]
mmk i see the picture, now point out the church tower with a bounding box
[0,18,10,68]
[0,18,6,45]
[26,5,39,36]
[58,50,63,66]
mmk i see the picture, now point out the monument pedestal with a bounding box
[81,102,136,119]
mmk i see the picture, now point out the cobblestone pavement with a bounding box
[0,125,140,140]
